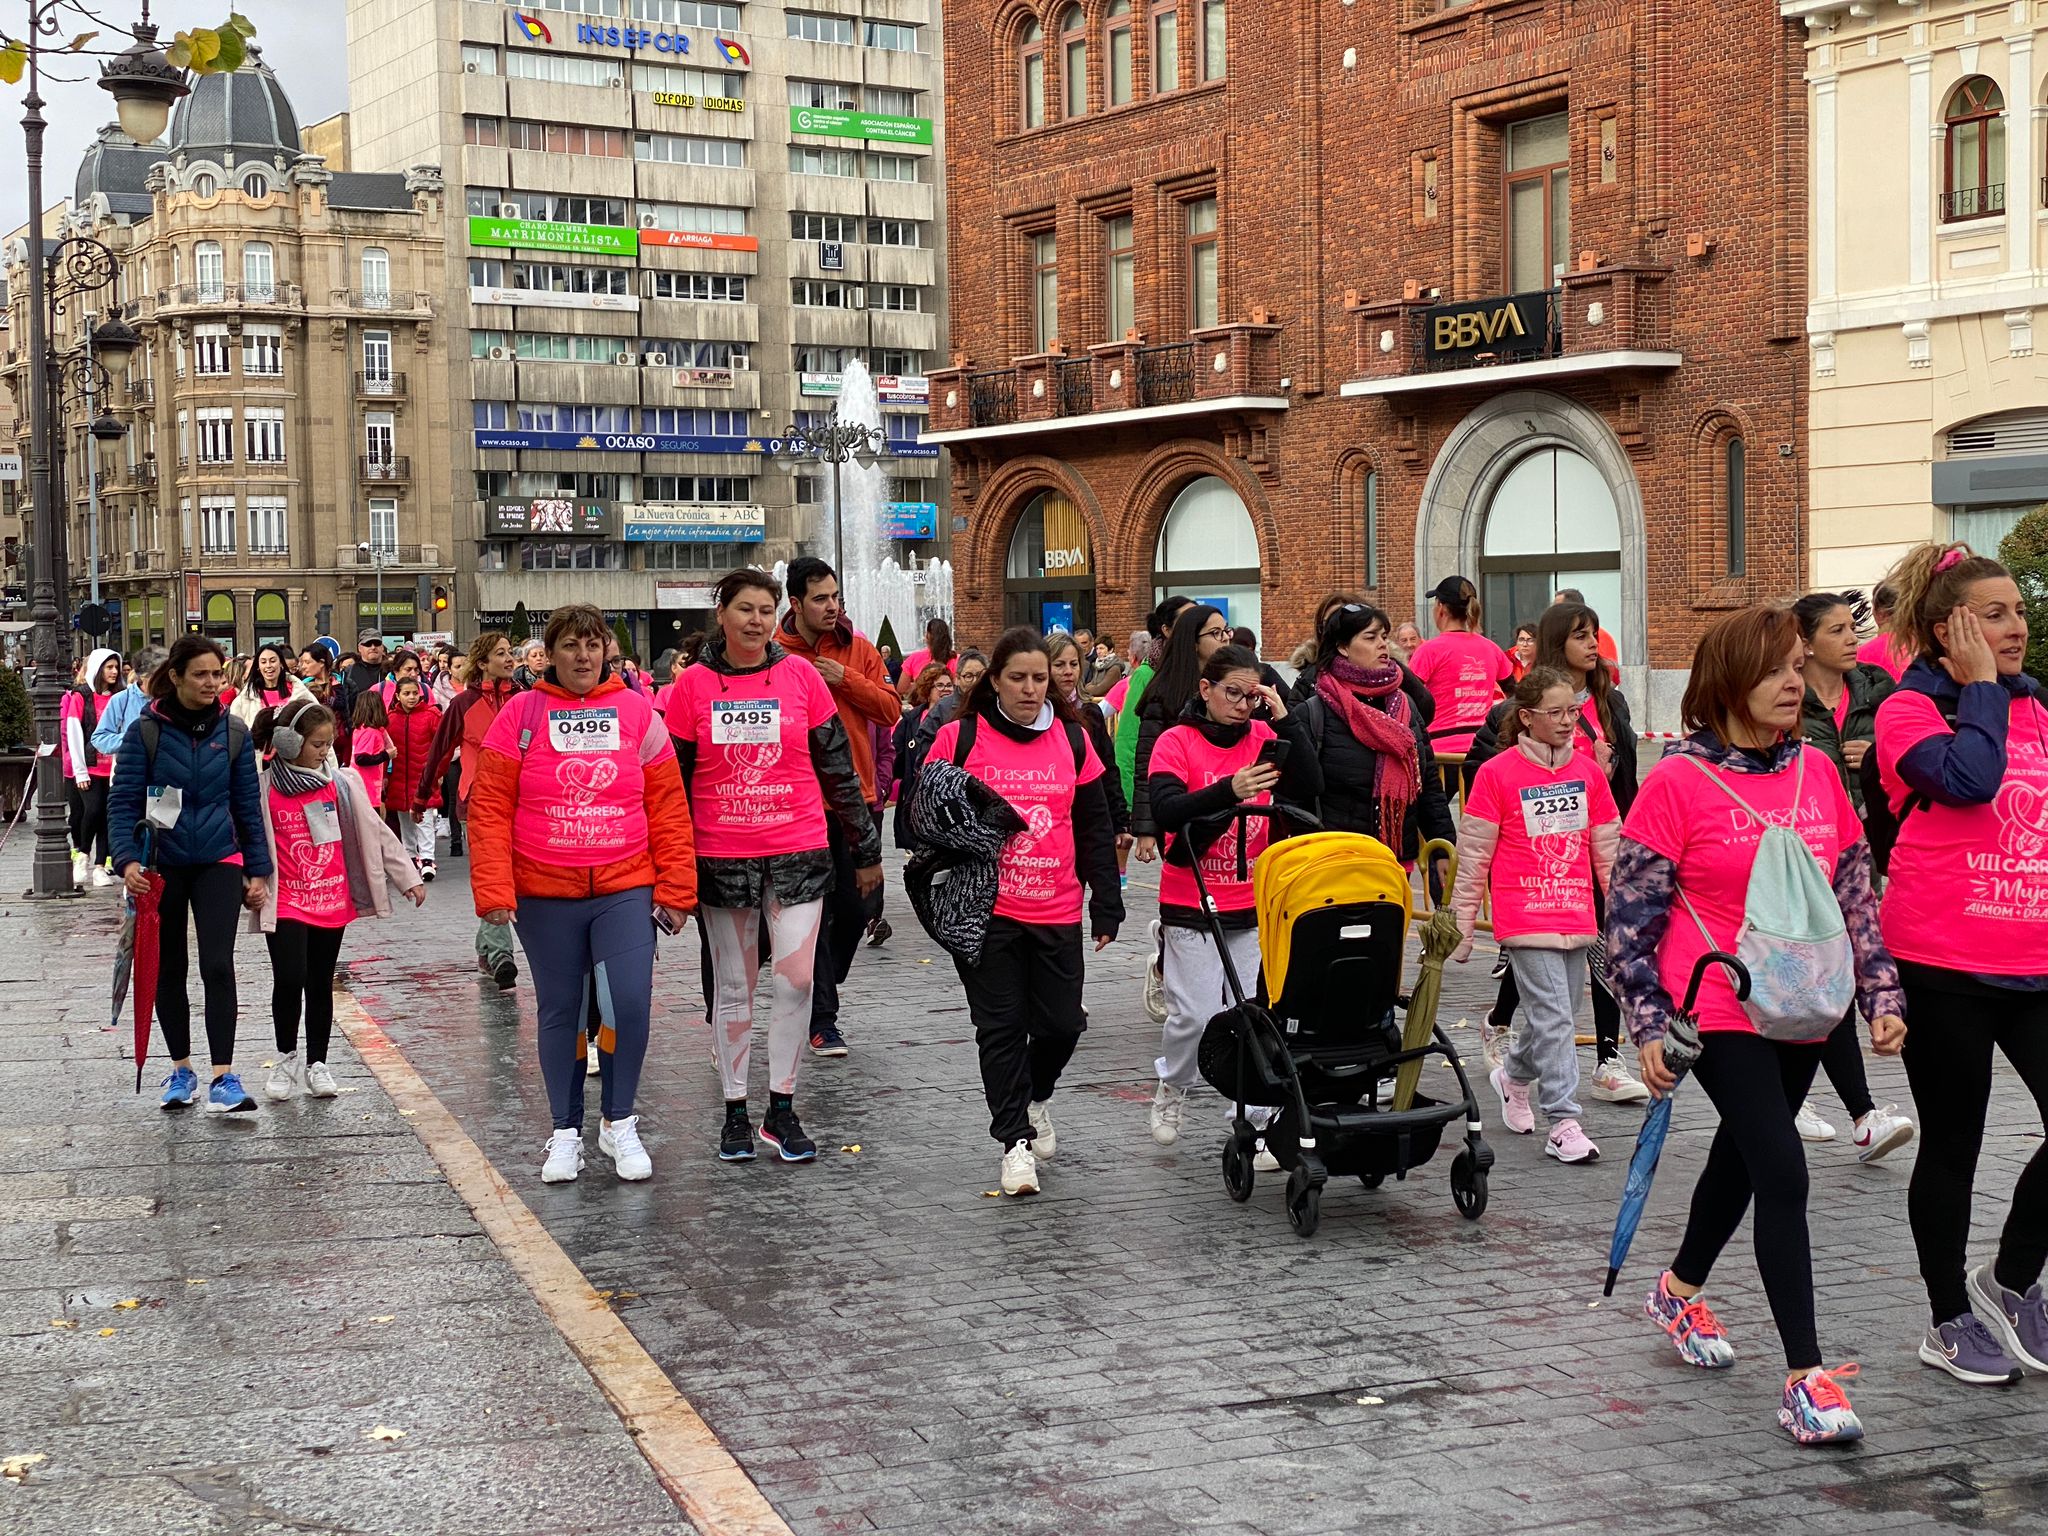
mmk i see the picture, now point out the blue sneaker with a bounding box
[159,1066,199,1109]
[205,1072,257,1114]
[808,1024,849,1058]
[1778,1364,1864,1445]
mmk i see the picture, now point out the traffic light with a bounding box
[432,583,449,615]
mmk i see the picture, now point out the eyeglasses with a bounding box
[1214,683,1257,704]
[1199,625,1230,642]
[1525,706,1576,722]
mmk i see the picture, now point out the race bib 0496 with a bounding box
[711,699,781,746]
[1519,780,1589,838]
[549,707,621,754]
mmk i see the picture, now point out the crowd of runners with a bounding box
[60,534,2048,1449]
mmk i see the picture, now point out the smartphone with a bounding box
[1255,737,1292,772]
[654,908,680,936]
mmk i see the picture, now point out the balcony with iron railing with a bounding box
[1941,183,2005,223]
[155,282,302,312]
[344,290,432,315]
[1341,263,1681,400]
[928,321,1286,441]
[359,456,411,482]
[355,370,407,398]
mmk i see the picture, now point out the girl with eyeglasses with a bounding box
[1449,666,1620,1166]
[1145,644,1320,1149]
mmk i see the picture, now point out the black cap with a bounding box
[1429,575,1472,605]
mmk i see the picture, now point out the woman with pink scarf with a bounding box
[1296,602,1455,863]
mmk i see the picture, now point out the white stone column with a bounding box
[1814,75,1838,301]
[2008,32,2034,273]
[1908,52,1933,289]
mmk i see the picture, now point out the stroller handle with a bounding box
[1181,802,1322,888]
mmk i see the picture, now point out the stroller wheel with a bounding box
[1222,1136,1255,1203]
[1285,1167,1321,1238]
[1451,1150,1488,1220]
[1357,1171,1385,1190]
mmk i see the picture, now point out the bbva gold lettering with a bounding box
[1433,302,1529,351]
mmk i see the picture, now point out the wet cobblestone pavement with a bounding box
[344,844,2048,1535]
[8,830,2048,1534]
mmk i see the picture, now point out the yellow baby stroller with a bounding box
[1194,815,1493,1237]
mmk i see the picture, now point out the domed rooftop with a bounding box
[167,46,300,165]
[75,123,164,216]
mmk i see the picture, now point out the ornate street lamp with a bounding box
[18,1,187,897]
[771,419,885,569]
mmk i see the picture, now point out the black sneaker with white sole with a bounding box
[718,1104,756,1162]
[759,1104,818,1162]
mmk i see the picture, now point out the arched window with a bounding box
[1724,436,1746,578]
[191,170,217,197]
[1004,491,1096,632]
[193,240,224,300]
[242,241,274,300]
[202,591,237,646]
[1106,0,1133,106]
[1154,475,1262,635]
[1478,447,1621,650]
[241,170,268,199]
[1943,76,2005,221]
[1060,5,1087,119]
[254,590,289,645]
[1020,21,1045,130]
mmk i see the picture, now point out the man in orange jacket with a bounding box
[778,556,900,1056]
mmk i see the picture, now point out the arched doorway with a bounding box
[1153,475,1261,636]
[202,591,238,647]
[1477,447,1621,649]
[1004,491,1096,634]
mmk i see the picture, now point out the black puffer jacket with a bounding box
[670,633,881,908]
[1295,691,1455,862]
[1467,685,1640,815]
[1801,663,1894,816]
[1290,658,1435,729]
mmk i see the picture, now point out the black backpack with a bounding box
[949,711,1089,774]
[1857,695,1957,877]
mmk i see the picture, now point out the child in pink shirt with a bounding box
[1450,666,1620,1165]
[349,691,392,810]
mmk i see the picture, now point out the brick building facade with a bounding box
[928,0,1809,724]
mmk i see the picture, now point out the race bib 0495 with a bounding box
[549,707,621,754]
[1519,780,1589,838]
[711,699,781,746]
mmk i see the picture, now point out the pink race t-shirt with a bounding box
[1877,688,2048,975]
[667,656,836,859]
[351,725,390,809]
[271,782,357,929]
[1105,675,1132,714]
[1409,632,1515,755]
[932,713,1103,926]
[1857,633,1909,681]
[1621,745,1857,1034]
[902,648,958,684]
[1465,746,1618,940]
[1151,720,1276,915]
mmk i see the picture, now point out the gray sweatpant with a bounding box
[1504,946,1587,1122]
[1157,924,1262,1090]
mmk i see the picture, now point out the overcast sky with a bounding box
[0,0,348,226]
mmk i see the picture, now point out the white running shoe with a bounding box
[1252,1140,1281,1173]
[1588,1057,1652,1104]
[263,1051,300,1102]
[1150,1081,1186,1146]
[1142,919,1167,1025]
[1001,1139,1040,1196]
[598,1115,653,1180]
[1853,1105,1915,1163]
[71,849,88,887]
[541,1128,584,1183]
[91,863,115,888]
[1025,1099,1057,1161]
[305,1061,340,1098]
[1794,1099,1837,1142]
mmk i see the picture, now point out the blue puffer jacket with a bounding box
[108,700,274,877]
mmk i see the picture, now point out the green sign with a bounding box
[467,216,638,256]
[788,106,932,145]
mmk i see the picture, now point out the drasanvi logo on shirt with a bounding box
[1716,793,1835,846]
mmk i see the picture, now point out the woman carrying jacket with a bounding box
[1465,601,1645,1103]
[1295,602,1456,865]
[1790,592,1914,1161]
[1607,606,1904,1445]
[666,569,881,1166]
[63,645,123,885]
[1874,543,2048,1387]
[419,631,525,988]
[928,627,1123,1197]
[469,605,697,1186]
[245,697,424,1101]
[108,636,275,1115]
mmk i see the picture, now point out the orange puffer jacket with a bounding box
[465,674,697,915]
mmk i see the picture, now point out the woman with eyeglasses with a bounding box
[1129,604,1233,857]
[1295,602,1454,865]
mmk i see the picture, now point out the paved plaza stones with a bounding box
[7,838,2048,1533]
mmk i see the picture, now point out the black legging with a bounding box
[1901,967,2048,1324]
[1671,1031,1825,1371]
[67,778,110,865]
[1815,1010,1875,1122]
[155,861,244,1066]
[266,919,348,1063]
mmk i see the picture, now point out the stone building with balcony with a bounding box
[931,0,1808,717]
[0,51,454,658]
[1787,0,2048,586]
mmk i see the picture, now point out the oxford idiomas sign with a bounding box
[1422,291,1550,362]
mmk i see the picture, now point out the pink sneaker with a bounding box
[1490,1065,1534,1135]
[1546,1118,1600,1164]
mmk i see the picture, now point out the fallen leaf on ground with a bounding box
[1587,1301,1601,1309]
[338,1087,361,1094]
[398,1109,416,1117]
[840,1144,862,1154]
[96,1328,115,1338]
[615,1289,638,1300]
[1,1453,46,1483]
[184,1278,207,1286]
[47,1320,76,1330]
[114,1298,141,1310]
[1354,1396,1384,1406]
[366,1315,395,1325]
[366,1425,407,1442]
[981,1190,1002,1198]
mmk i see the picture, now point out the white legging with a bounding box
[703,895,825,1101]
